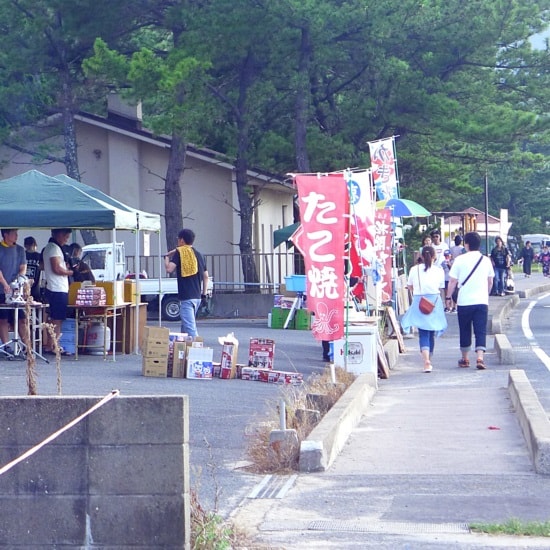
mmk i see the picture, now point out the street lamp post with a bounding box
[484,171,489,255]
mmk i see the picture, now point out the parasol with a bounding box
[376,198,431,217]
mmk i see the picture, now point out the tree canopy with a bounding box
[2,0,550,241]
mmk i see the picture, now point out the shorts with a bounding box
[0,294,26,322]
[45,290,68,321]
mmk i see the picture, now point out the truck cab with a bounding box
[81,243,126,281]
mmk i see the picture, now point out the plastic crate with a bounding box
[271,307,295,329]
[284,275,306,292]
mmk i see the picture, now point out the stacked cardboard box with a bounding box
[75,286,106,307]
[141,326,170,377]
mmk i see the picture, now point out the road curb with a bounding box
[508,369,550,474]
[299,372,377,472]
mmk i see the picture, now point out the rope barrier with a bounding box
[0,389,120,476]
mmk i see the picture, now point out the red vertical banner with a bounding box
[292,174,348,342]
[374,208,393,303]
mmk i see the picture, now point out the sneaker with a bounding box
[444,307,450,313]
[451,308,457,313]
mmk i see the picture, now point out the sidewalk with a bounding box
[235,272,550,549]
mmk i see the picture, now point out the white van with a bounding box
[520,234,550,258]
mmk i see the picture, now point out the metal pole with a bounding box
[484,171,489,255]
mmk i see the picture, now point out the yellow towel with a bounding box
[177,245,198,277]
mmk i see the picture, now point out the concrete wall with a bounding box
[0,395,189,549]
[214,293,275,319]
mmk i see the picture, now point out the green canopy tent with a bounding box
[0,169,162,355]
[273,222,300,248]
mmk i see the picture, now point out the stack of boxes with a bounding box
[141,327,170,377]
[241,337,303,385]
[75,285,106,306]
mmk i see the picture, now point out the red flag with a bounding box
[292,174,348,341]
[374,208,393,303]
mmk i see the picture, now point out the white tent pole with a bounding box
[158,231,162,326]
[134,213,141,354]
[112,230,117,361]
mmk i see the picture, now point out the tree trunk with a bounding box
[295,25,312,174]
[235,56,260,292]
[60,68,98,245]
[164,132,186,252]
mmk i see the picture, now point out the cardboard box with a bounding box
[241,366,303,385]
[96,281,125,305]
[218,333,239,380]
[172,342,187,378]
[248,338,275,369]
[124,280,137,303]
[69,282,82,305]
[186,347,213,379]
[142,356,168,377]
[141,326,170,355]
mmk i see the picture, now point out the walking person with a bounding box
[446,231,494,370]
[401,246,447,373]
[165,228,209,337]
[519,240,535,277]
[539,244,550,277]
[490,236,510,296]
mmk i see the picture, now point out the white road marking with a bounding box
[522,293,550,372]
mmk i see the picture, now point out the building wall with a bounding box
[0,118,294,268]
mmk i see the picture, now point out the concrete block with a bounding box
[494,333,515,364]
[0,396,190,548]
[299,440,326,472]
[88,444,185,494]
[508,369,550,474]
[89,495,185,546]
[0,496,85,546]
[89,395,188,445]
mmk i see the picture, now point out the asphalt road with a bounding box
[0,317,324,515]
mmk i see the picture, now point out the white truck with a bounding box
[80,242,212,321]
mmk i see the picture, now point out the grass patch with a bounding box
[245,366,356,473]
[470,518,550,537]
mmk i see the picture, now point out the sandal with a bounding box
[458,358,470,368]
[476,358,487,370]
[423,363,433,373]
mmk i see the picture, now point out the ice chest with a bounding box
[284,275,306,292]
[333,324,377,375]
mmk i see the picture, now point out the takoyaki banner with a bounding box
[292,174,348,342]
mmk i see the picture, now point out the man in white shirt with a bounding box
[42,228,73,354]
[430,230,447,266]
[446,232,494,370]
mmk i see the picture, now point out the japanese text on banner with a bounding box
[292,175,348,341]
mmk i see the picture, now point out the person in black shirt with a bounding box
[24,236,42,302]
